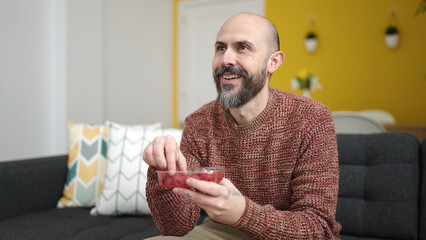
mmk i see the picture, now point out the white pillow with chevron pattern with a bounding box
[57,122,109,208]
[90,121,182,216]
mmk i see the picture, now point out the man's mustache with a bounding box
[214,66,248,79]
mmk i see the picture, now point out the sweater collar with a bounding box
[221,86,276,135]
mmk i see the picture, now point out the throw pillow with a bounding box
[57,121,108,208]
[90,121,182,216]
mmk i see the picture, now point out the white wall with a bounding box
[0,0,67,161]
[0,0,173,161]
[67,0,172,126]
[66,0,105,124]
[66,0,173,126]
[103,0,172,125]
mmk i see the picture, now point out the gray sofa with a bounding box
[0,133,425,240]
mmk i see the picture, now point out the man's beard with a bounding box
[213,65,267,109]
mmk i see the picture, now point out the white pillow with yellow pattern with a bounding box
[57,122,109,208]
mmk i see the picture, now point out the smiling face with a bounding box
[212,13,279,109]
[213,60,268,109]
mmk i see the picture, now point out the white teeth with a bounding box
[223,74,239,80]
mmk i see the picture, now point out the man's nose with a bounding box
[221,49,236,66]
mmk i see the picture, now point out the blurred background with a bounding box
[268,0,426,124]
[1,0,425,161]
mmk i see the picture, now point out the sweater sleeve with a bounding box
[231,106,341,239]
[146,122,206,236]
[146,167,200,236]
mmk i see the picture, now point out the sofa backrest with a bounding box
[336,133,420,240]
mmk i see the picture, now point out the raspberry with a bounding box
[158,169,224,188]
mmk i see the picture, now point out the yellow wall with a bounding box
[266,0,426,124]
[173,0,426,126]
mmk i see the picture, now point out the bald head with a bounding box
[212,13,285,110]
[219,13,280,55]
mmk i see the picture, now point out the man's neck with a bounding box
[229,85,269,125]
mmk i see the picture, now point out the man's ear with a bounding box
[267,51,285,74]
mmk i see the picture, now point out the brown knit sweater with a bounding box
[146,87,341,239]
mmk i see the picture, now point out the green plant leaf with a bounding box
[415,2,426,16]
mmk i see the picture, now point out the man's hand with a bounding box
[142,135,187,174]
[173,178,246,225]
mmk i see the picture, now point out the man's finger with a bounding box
[185,178,224,197]
[152,137,168,169]
[142,143,156,168]
[164,135,178,174]
[219,178,243,197]
[173,188,210,205]
[176,150,187,173]
[219,178,233,187]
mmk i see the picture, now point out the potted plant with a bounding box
[385,25,399,49]
[304,32,318,53]
[291,69,321,98]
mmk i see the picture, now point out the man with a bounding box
[143,13,341,239]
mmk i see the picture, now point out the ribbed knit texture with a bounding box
[146,87,341,239]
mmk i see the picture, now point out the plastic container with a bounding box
[157,167,224,188]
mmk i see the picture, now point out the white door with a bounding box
[178,0,264,124]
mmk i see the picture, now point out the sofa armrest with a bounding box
[420,138,426,240]
[0,155,68,221]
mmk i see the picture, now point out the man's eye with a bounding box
[239,45,248,50]
[216,46,225,52]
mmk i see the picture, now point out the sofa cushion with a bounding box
[57,122,108,208]
[0,208,160,240]
[90,121,182,216]
[336,133,420,239]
